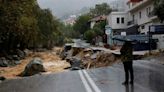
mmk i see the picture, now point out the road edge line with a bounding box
[78,70,93,92]
[82,70,101,92]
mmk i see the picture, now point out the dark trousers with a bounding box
[123,61,134,82]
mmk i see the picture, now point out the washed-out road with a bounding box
[0,60,164,92]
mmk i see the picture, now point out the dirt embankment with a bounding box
[0,47,70,79]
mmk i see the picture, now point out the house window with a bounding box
[117,17,120,24]
[146,7,149,15]
[132,15,135,21]
[146,7,151,16]
[121,17,124,24]
[139,11,142,19]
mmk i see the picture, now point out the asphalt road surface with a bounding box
[0,60,164,92]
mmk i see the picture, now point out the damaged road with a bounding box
[0,60,164,92]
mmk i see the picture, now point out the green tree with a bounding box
[0,0,63,51]
[60,24,80,39]
[154,0,164,22]
[73,14,91,35]
[90,3,112,17]
[84,30,96,43]
[0,0,39,51]
[36,9,60,48]
[92,27,103,36]
[93,20,106,36]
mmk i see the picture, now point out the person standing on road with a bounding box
[120,41,134,85]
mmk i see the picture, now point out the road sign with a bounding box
[105,28,112,35]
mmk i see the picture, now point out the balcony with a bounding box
[147,11,158,20]
[147,11,155,18]
[128,0,153,12]
[127,20,137,26]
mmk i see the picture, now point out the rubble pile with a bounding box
[61,46,118,69]
[0,49,26,67]
[91,52,116,68]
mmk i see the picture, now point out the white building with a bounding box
[106,12,128,45]
[89,15,106,29]
[127,0,160,34]
[127,0,164,50]
[64,15,77,25]
[106,0,164,50]
[107,12,128,35]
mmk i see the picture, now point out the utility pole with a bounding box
[149,29,151,55]
[149,25,154,55]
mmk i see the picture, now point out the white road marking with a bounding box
[82,70,102,92]
[78,71,93,92]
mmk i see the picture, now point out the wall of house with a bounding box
[107,12,127,30]
[90,21,96,29]
[153,34,164,50]
[128,0,158,34]
[124,0,164,50]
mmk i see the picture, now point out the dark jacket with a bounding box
[120,41,133,62]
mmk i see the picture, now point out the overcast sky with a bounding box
[37,0,119,18]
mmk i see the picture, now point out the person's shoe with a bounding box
[122,81,128,85]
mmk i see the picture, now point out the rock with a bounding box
[14,60,21,65]
[16,49,25,59]
[6,55,13,60]
[0,57,8,67]
[90,52,100,59]
[84,53,91,58]
[70,57,82,70]
[21,58,46,76]
[60,50,67,60]
[36,48,47,52]
[12,55,20,60]
[24,49,30,55]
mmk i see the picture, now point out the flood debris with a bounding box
[66,57,83,70]
[60,44,118,69]
[19,58,46,77]
[92,52,116,67]
[60,44,72,60]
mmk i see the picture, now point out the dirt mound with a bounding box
[95,52,116,67]
[82,52,116,68]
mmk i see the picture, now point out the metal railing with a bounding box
[127,20,137,26]
[147,11,155,18]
